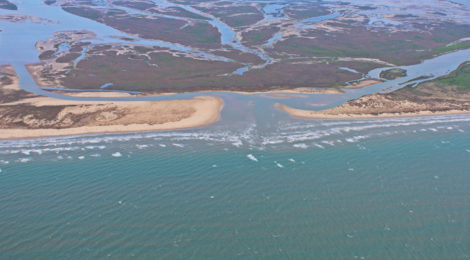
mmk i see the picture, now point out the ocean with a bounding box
[1,1,470,258]
[1,114,469,259]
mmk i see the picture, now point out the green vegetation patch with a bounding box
[61,46,362,93]
[380,68,407,80]
[242,27,280,46]
[91,63,120,75]
[283,5,330,19]
[274,21,470,66]
[433,41,470,54]
[436,62,470,90]
[165,7,210,20]
[63,6,102,20]
[39,50,56,60]
[183,23,219,44]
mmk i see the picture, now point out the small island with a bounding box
[380,68,407,80]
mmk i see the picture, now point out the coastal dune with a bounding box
[0,95,223,139]
[277,92,470,119]
[0,65,224,139]
[278,62,470,119]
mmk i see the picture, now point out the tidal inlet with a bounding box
[1,0,470,259]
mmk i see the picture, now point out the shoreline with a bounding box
[343,79,383,89]
[0,95,223,140]
[41,86,347,97]
[1,65,224,140]
[277,103,470,119]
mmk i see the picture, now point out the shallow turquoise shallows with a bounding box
[1,115,469,259]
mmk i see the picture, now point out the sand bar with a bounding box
[0,95,223,139]
[277,103,470,119]
[344,79,383,89]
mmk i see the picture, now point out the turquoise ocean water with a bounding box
[1,1,470,258]
[1,114,469,259]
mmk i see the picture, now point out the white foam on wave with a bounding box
[5,146,84,155]
[466,149,470,153]
[136,144,149,149]
[345,135,368,143]
[112,152,122,157]
[321,140,335,146]
[0,160,9,165]
[357,144,367,150]
[232,140,243,147]
[78,156,85,160]
[247,154,258,162]
[289,158,295,163]
[85,145,106,150]
[17,158,31,163]
[261,139,284,145]
[21,149,42,155]
[313,143,325,149]
[275,161,284,168]
[293,143,308,149]
[1,113,468,156]
[273,115,470,145]
[1,150,19,155]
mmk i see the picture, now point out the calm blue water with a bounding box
[451,0,470,6]
[1,114,470,259]
[300,12,341,25]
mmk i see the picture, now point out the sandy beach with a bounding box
[277,103,470,119]
[1,62,345,140]
[0,95,223,139]
[277,84,470,120]
[0,65,223,139]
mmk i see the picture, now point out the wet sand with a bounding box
[344,79,383,89]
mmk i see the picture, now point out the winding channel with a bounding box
[0,0,469,111]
